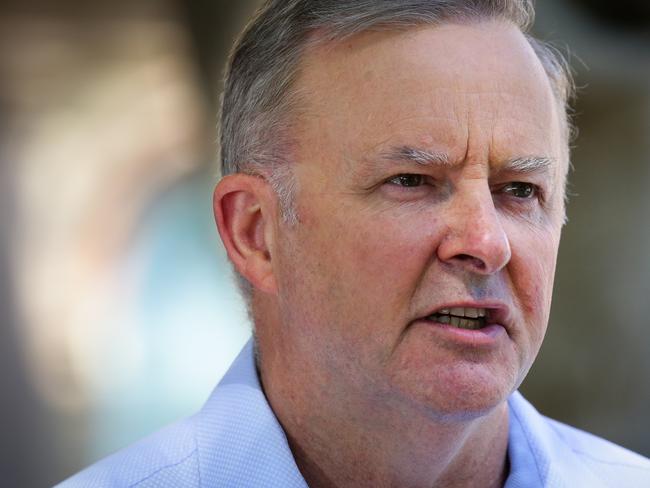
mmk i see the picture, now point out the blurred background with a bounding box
[0,0,648,485]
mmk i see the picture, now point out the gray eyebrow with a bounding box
[380,146,452,166]
[376,146,554,174]
[502,156,555,174]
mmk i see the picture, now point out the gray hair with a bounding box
[218,0,575,300]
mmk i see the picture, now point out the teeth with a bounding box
[426,307,488,329]
[437,307,487,319]
[460,318,479,329]
[465,308,478,318]
[438,315,451,324]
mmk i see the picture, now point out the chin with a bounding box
[424,394,508,424]
[389,366,516,424]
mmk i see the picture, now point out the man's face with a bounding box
[268,21,566,420]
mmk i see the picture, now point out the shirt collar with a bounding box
[195,339,308,487]
[507,391,607,488]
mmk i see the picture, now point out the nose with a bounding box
[437,185,511,275]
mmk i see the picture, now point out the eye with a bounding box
[387,174,425,187]
[502,182,537,199]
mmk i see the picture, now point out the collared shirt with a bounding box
[58,339,650,487]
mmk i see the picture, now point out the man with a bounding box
[60,1,650,487]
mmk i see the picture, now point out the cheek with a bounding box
[289,207,439,329]
[345,213,438,294]
[509,233,558,328]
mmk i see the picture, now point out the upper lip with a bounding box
[418,301,513,330]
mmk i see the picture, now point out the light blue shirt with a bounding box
[58,340,650,487]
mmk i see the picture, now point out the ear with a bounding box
[213,174,278,295]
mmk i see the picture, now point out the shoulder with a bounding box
[509,391,650,487]
[546,416,650,485]
[56,417,200,488]
[56,340,308,488]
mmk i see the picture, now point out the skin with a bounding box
[215,20,566,488]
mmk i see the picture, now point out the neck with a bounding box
[252,299,511,488]
[261,368,510,488]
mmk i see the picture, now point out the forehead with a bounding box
[294,21,564,174]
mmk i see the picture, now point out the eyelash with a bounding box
[385,174,543,201]
[500,182,539,200]
[387,174,427,188]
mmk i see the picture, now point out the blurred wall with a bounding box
[1,0,648,486]
[523,0,650,456]
[1,1,257,485]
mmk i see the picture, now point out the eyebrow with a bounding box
[379,146,452,166]
[502,156,555,174]
[378,146,555,174]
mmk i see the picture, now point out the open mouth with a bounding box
[425,307,488,330]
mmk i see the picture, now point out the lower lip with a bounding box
[417,319,507,346]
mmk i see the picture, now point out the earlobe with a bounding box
[213,174,278,295]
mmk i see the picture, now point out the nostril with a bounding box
[455,254,487,271]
